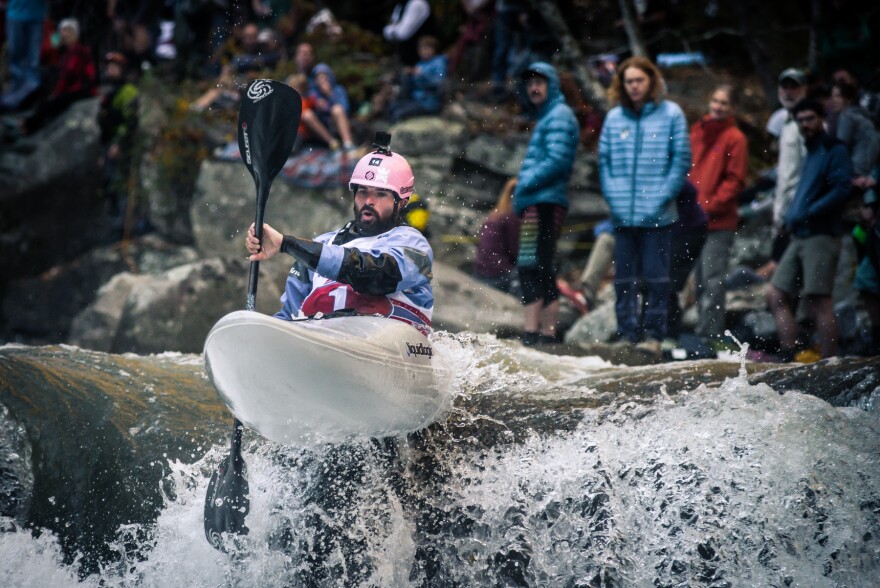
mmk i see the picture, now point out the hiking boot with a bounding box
[521,332,540,347]
[635,338,661,355]
[660,338,677,352]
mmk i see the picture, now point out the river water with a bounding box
[1,335,878,587]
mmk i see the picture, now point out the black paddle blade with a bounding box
[237,79,302,204]
[204,448,250,551]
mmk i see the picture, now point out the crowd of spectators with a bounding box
[473,50,878,361]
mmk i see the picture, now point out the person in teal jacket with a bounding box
[513,61,579,345]
[598,56,691,349]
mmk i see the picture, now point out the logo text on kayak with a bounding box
[405,342,432,359]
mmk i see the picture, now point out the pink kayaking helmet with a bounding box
[349,131,414,203]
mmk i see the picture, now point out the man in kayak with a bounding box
[245,132,434,330]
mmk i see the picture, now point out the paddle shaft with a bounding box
[246,179,267,311]
[235,180,268,453]
[205,79,302,549]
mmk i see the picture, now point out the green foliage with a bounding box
[139,74,212,203]
[303,22,389,104]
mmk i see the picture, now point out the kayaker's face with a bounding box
[354,186,399,235]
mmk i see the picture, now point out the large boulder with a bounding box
[389,116,468,159]
[1,234,200,343]
[190,159,351,260]
[69,257,283,354]
[563,298,618,346]
[0,98,104,283]
[432,261,522,335]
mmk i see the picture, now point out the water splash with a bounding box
[1,339,878,587]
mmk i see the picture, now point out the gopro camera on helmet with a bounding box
[372,131,392,155]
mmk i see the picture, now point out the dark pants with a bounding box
[491,10,521,84]
[2,18,43,110]
[668,226,707,338]
[517,203,565,305]
[614,225,673,342]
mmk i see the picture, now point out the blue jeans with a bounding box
[613,226,673,342]
[492,10,520,84]
[4,19,43,106]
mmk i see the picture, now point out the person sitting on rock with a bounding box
[308,63,356,151]
[473,177,521,295]
[21,18,97,136]
[370,35,448,123]
[285,73,342,152]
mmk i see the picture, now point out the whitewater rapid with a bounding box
[1,335,878,587]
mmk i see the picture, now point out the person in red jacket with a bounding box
[22,18,97,135]
[688,84,748,343]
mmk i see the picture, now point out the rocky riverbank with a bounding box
[0,71,872,358]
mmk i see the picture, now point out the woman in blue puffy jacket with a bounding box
[598,56,691,349]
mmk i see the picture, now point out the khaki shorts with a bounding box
[770,234,840,296]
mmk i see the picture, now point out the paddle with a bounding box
[204,79,302,551]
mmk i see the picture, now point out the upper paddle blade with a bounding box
[237,79,303,193]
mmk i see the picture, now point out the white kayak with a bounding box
[203,310,448,445]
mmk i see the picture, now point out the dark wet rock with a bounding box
[69,257,283,354]
[0,98,103,283]
[0,345,229,573]
[2,234,199,343]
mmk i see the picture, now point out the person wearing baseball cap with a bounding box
[769,67,809,266]
[778,68,807,86]
[766,68,808,137]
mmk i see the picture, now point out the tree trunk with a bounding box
[733,0,780,110]
[527,0,608,115]
[808,0,822,73]
[617,0,648,58]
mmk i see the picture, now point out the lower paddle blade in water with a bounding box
[204,452,250,550]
